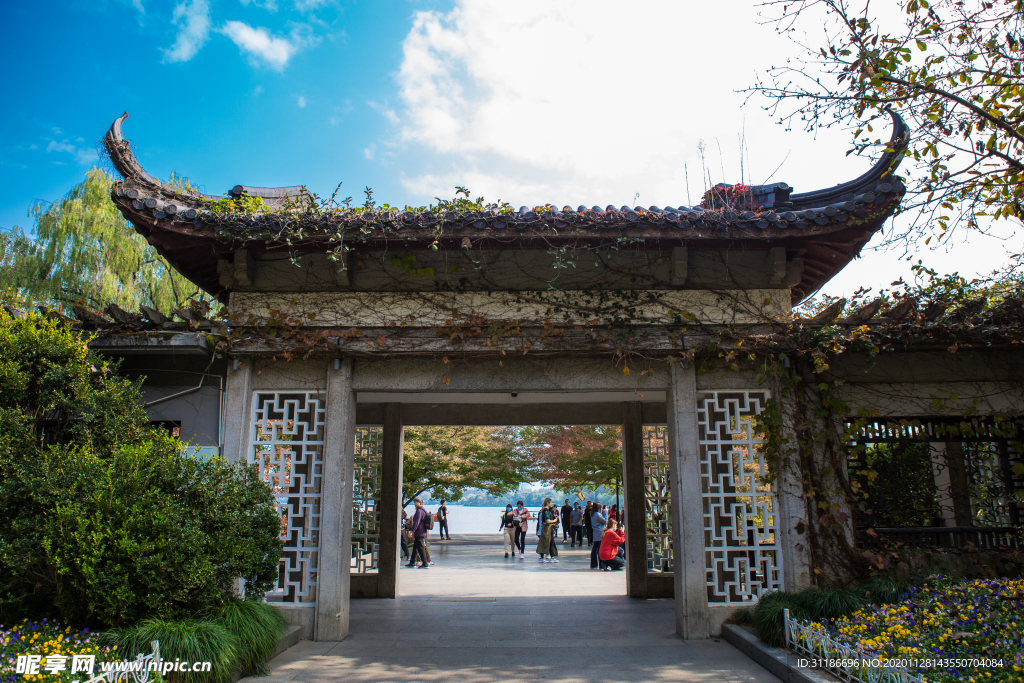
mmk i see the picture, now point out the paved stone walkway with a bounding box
[248,536,779,683]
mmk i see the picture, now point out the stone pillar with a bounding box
[944,441,974,526]
[775,383,814,591]
[931,443,958,527]
[618,403,643,593]
[378,403,405,598]
[666,363,708,639]
[315,358,356,641]
[222,358,254,463]
[622,402,648,598]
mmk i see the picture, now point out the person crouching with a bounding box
[598,518,625,571]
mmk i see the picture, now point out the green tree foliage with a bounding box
[0,168,206,313]
[754,0,1024,243]
[526,426,623,491]
[401,426,538,505]
[0,312,282,627]
[863,442,941,526]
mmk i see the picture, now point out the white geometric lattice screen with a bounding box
[352,426,383,573]
[698,391,782,603]
[248,391,326,605]
[642,425,673,572]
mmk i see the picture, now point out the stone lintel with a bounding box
[229,289,791,328]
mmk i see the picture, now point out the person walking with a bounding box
[436,500,451,540]
[535,498,559,563]
[598,518,626,571]
[405,497,430,569]
[514,500,529,559]
[400,508,410,560]
[560,499,573,542]
[582,501,594,546]
[569,502,584,547]
[500,504,518,557]
[589,503,607,569]
[547,500,560,561]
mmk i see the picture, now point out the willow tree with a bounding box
[752,0,1024,247]
[0,168,206,314]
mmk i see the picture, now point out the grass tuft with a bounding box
[205,599,287,677]
[857,574,910,604]
[750,591,808,647]
[101,618,238,683]
[742,575,911,648]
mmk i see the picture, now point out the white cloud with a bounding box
[130,0,144,14]
[44,138,99,165]
[328,115,338,126]
[297,95,306,108]
[254,85,264,95]
[29,144,38,150]
[163,0,211,63]
[221,21,297,70]
[52,127,62,135]
[46,140,76,154]
[240,0,279,12]
[392,1,887,211]
[364,144,376,160]
[75,148,100,165]
[294,0,330,11]
[368,100,399,124]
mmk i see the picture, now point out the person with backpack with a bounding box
[499,503,517,557]
[436,500,451,540]
[405,497,431,569]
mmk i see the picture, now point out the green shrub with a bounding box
[0,312,284,627]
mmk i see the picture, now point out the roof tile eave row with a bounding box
[111,179,905,240]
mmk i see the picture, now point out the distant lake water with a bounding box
[403,504,537,535]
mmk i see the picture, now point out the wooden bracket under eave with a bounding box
[216,249,255,289]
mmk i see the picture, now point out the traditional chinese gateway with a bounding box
[90,113,1023,642]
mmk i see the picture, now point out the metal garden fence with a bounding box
[783,609,927,683]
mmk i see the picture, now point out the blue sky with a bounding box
[0,0,439,224]
[1,0,1014,298]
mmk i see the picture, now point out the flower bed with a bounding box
[0,619,114,683]
[807,578,1023,683]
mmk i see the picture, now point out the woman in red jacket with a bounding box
[598,519,625,571]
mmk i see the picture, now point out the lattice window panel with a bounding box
[642,425,673,572]
[352,426,383,573]
[248,391,326,605]
[698,391,782,604]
